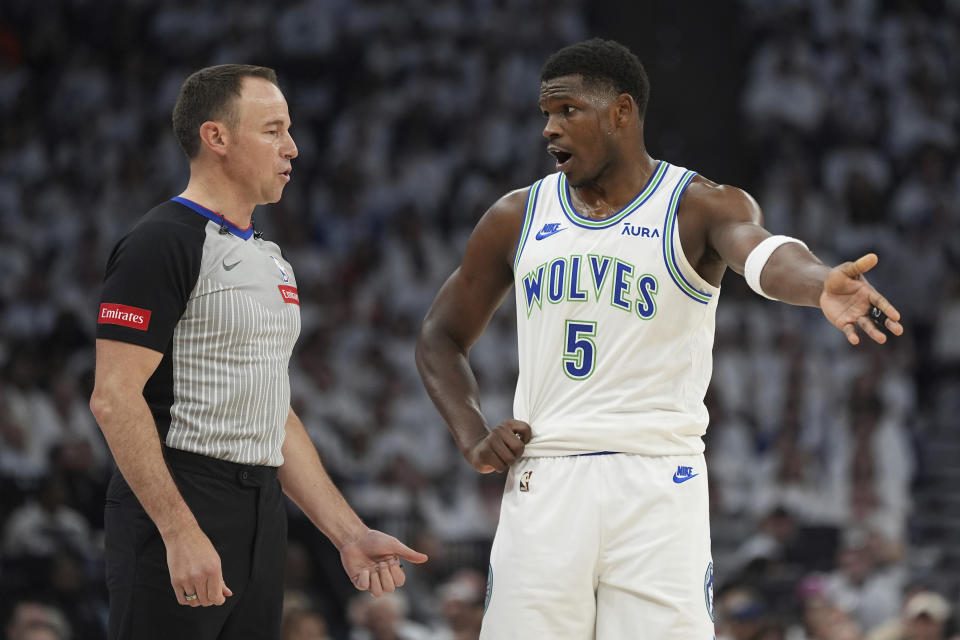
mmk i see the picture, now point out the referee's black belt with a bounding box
[163,445,278,488]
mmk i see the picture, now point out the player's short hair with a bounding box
[172,64,278,159]
[541,38,650,117]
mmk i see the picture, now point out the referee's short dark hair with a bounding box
[173,64,278,159]
[541,38,650,118]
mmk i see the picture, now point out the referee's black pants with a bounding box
[105,447,287,640]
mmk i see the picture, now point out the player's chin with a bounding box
[563,167,590,189]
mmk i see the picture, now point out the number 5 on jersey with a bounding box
[563,320,597,380]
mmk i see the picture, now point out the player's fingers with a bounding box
[488,437,516,469]
[508,420,533,444]
[857,314,886,344]
[369,570,383,597]
[499,428,525,456]
[851,253,878,276]
[868,300,904,337]
[884,316,904,336]
[841,323,860,346]
[870,294,902,323]
[378,562,396,593]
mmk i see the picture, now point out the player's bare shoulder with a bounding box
[467,187,531,270]
[681,174,763,227]
[480,187,530,232]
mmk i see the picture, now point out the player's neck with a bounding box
[570,153,658,219]
[179,172,255,230]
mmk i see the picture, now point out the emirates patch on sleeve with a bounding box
[98,303,152,330]
[278,285,300,305]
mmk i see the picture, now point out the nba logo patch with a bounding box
[519,470,532,492]
[270,255,290,283]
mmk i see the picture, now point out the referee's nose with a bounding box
[282,130,298,159]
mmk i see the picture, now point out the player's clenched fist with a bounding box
[466,419,532,473]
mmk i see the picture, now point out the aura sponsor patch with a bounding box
[278,285,300,305]
[98,303,151,330]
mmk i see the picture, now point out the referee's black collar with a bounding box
[171,197,255,240]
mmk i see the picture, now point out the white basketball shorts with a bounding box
[480,452,715,639]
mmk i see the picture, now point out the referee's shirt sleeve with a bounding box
[96,217,203,353]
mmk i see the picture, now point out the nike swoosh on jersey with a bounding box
[535,224,565,240]
[223,259,242,271]
[672,472,699,484]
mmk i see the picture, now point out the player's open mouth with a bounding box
[280,169,292,182]
[549,149,572,170]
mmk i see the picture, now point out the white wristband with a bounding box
[744,235,808,300]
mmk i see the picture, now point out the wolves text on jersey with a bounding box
[521,254,658,320]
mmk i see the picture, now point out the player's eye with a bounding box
[564,105,576,114]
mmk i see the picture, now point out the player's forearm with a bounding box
[89,386,198,540]
[415,326,490,457]
[757,243,832,307]
[277,410,368,549]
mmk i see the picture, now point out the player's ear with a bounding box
[198,121,229,157]
[612,93,636,129]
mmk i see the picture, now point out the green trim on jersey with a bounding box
[513,179,544,273]
[663,170,712,304]
[558,161,668,229]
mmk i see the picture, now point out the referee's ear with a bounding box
[198,120,230,158]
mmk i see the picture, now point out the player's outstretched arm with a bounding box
[416,189,533,473]
[277,408,427,596]
[693,180,903,345]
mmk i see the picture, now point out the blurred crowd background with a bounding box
[0,1,957,639]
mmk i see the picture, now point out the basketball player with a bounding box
[415,39,902,638]
[90,65,426,640]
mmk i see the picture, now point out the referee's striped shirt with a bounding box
[96,198,301,467]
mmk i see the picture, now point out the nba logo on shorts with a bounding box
[519,470,533,492]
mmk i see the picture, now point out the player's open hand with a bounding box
[341,530,428,597]
[466,419,532,473]
[820,253,903,345]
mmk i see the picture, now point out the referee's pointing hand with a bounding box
[342,530,429,597]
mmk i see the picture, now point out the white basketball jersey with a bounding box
[512,162,719,456]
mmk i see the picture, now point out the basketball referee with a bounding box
[90,65,427,640]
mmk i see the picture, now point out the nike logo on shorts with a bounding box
[672,465,698,483]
